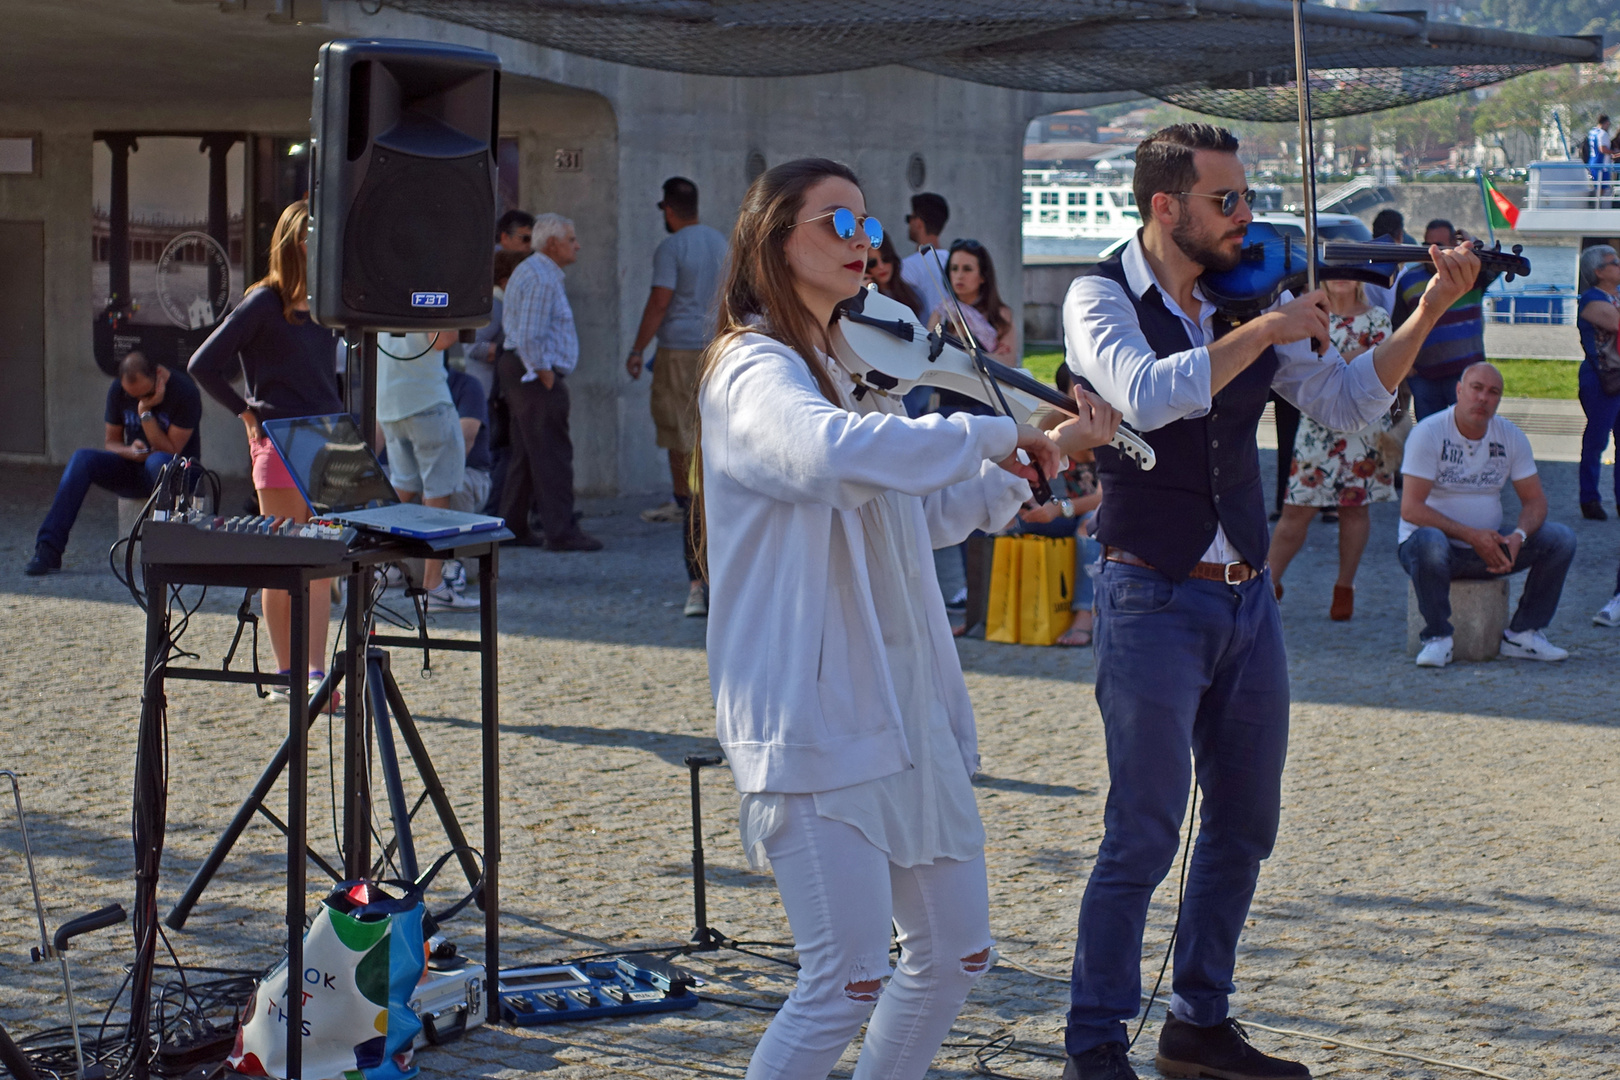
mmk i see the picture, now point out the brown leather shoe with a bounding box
[1330,584,1354,621]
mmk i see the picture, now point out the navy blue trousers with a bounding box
[36,448,173,557]
[1578,361,1620,508]
[1067,560,1289,1054]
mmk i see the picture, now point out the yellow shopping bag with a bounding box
[983,535,1022,644]
[1018,536,1077,646]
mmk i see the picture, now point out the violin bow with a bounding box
[924,244,1018,418]
[1291,0,1318,294]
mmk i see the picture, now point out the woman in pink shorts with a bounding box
[190,201,345,699]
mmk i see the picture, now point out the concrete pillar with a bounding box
[104,133,136,318]
[1407,578,1509,661]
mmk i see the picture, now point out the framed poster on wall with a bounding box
[92,133,245,376]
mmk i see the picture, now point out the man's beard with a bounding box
[1172,214,1243,273]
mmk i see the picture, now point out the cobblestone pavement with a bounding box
[1,453,1617,1080]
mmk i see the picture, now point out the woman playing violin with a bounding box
[696,157,1118,1079]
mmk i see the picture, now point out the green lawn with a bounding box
[1022,348,1578,400]
[1024,349,1064,386]
[1494,358,1579,399]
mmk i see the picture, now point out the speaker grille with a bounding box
[341,149,493,319]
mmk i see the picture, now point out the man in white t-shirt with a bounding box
[377,330,477,611]
[899,192,952,319]
[1397,362,1576,667]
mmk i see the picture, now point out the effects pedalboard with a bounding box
[499,954,702,1025]
[140,511,360,566]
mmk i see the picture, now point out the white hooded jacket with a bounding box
[700,331,1030,794]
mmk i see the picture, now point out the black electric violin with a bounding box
[831,286,1157,471]
[1201,0,1527,333]
[1199,222,1533,321]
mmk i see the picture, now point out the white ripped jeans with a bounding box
[747,795,994,1080]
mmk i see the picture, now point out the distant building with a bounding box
[1022,142,1136,176]
[1026,110,1099,143]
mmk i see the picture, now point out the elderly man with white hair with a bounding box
[1397,361,1576,667]
[497,211,602,551]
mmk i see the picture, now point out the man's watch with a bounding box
[139,410,155,424]
[1059,498,1075,519]
[1510,527,1528,543]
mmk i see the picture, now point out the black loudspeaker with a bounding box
[308,39,501,331]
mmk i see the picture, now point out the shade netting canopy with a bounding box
[384,0,1602,120]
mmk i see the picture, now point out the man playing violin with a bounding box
[1057,123,1480,1080]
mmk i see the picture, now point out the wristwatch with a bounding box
[139,410,155,424]
[1059,498,1075,518]
[1510,527,1527,543]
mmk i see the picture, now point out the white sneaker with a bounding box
[684,581,709,617]
[380,563,410,587]
[265,673,340,712]
[425,582,480,611]
[1499,628,1568,662]
[1415,636,1453,668]
[1595,594,1620,628]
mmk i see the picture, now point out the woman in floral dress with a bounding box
[1266,278,1398,621]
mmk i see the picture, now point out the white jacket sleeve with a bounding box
[708,341,1019,511]
[922,461,1031,549]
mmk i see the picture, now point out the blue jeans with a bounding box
[1396,523,1577,641]
[1578,362,1620,507]
[1067,561,1289,1054]
[1408,370,1464,421]
[36,448,174,556]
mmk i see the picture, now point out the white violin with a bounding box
[832,285,1156,471]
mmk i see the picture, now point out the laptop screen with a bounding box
[262,414,399,514]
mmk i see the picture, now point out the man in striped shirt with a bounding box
[497,212,603,551]
[1393,219,1499,420]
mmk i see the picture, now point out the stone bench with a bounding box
[1406,577,1509,662]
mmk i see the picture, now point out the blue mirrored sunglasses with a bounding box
[796,207,883,247]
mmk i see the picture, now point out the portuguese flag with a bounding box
[1482,173,1520,230]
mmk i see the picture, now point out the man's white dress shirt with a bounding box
[1063,235,1396,564]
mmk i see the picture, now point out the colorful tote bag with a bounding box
[229,882,427,1080]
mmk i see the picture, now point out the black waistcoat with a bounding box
[1081,254,1279,581]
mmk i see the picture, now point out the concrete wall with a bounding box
[0,100,320,479]
[4,0,1120,496]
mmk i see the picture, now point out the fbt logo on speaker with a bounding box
[410,292,450,308]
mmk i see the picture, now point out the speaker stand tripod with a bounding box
[673,754,795,967]
[166,645,479,929]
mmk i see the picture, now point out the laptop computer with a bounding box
[262,413,506,540]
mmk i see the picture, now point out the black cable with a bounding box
[375,338,438,361]
[693,993,781,1013]
[1129,781,1199,1051]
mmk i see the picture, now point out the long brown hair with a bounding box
[948,239,1012,341]
[249,200,310,323]
[691,157,864,574]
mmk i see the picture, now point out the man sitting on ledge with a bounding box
[1398,361,1575,667]
[26,351,202,576]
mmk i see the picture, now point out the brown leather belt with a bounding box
[1104,546,1260,585]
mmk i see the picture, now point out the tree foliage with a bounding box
[1466,0,1620,39]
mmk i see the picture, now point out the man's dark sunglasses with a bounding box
[1177,189,1257,216]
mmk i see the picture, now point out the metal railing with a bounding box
[1484,287,1580,326]
[1526,161,1617,211]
